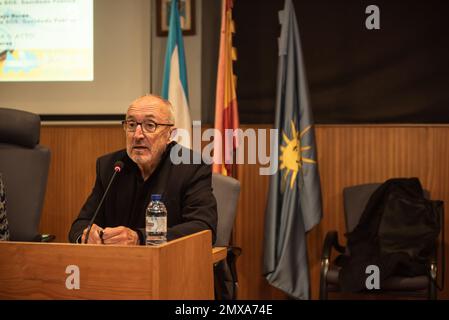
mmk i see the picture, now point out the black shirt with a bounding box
[68,142,217,244]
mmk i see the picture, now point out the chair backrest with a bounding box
[0,108,51,241]
[211,173,240,247]
[343,182,430,233]
[343,183,380,233]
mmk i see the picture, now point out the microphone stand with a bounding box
[84,162,123,243]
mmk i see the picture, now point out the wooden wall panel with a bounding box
[233,125,287,299]
[234,159,286,299]
[232,125,449,300]
[38,124,449,300]
[40,126,125,242]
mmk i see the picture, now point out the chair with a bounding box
[211,173,241,300]
[320,182,444,300]
[0,108,52,242]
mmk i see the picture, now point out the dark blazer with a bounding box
[68,142,217,244]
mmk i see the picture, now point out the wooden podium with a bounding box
[0,230,220,300]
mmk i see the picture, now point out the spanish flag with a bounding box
[213,0,240,177]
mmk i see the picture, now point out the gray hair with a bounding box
[130,94,175,124]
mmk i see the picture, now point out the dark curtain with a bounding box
[233,0,449,124]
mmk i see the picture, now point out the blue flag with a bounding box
[263,0,323,300]
[162,0,192,148]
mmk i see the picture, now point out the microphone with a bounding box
[84,160,124,244]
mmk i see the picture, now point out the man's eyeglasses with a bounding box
[122,120,174,133]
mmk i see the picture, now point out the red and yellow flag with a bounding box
[213,0,240,177]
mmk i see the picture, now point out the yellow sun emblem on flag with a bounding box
[279,120,316,189]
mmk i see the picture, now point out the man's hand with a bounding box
[81,224,103,244]
[102,226,140,245]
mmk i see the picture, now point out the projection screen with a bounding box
[0,0,151,120]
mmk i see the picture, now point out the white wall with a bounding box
[0,0,203,120]
[0,0,152,116]
[150,0,202,121]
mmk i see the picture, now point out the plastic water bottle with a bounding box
[146,194,167,245]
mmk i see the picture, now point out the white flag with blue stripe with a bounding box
[162,0,192,149]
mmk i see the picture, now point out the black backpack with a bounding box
[338,178,444,292]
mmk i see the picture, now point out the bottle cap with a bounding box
[151,194,162,201]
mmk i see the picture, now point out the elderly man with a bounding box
[68,94,217,245]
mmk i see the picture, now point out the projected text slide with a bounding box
[0,0,93,82]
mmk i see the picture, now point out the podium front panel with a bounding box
[0,230,213,300]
